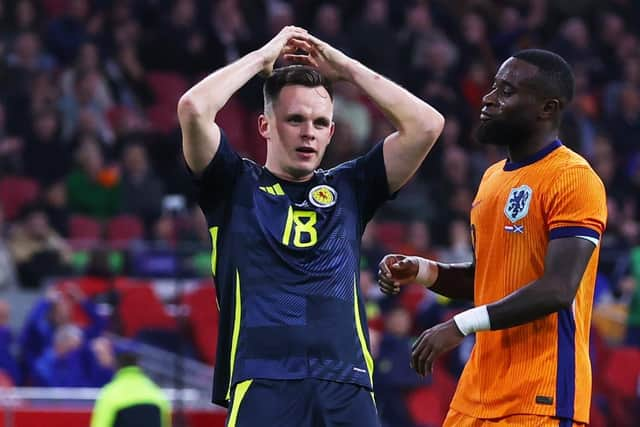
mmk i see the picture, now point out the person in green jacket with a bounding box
[91,348,171,427]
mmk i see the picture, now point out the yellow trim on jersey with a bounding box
[226,270,242,400]
[282,206,294,245]
[209,227,219,276]
[272,183,285,195]
[259,184,285,196]
[353,277,374,386]
[227,379,253,427]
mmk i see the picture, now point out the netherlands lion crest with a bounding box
[309,185,337,208]
[504,185,532,223]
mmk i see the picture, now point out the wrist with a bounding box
[453,305,491,336]
[416,258,438,288]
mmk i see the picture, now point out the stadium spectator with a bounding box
[23,108,70,187]
[375,305,423,427]
[8,203,71,289]
[0,203,18,290]
[67,135,121,218]
[119,141,163,229]
[90,347,171,427]
[19,284,106,383]
[0,300,19,385]
[32,324,113,387]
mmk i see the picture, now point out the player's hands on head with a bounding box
[411,320,464,376]
[377,254,419,295]
[282,33,352,81]
[258,26,308,77]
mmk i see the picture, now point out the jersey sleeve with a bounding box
[189,129,243,213]
[546,165,607,245]
[352,141,394,223]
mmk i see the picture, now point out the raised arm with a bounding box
[284,34,445,193]
[177,26,308,173]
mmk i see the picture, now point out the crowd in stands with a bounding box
[0,0,639,426]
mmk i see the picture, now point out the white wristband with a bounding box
[453,305,491,336]
[416,258,438,288]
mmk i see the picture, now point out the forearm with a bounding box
[344,60,444,144]
[429,262,475,301]
[178,50,264,120]
[487,277,571,330]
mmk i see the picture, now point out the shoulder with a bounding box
[548,147,605,192]
[479,160,506,183]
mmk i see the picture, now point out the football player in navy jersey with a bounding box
[177,26,444,427]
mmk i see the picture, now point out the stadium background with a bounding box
[0,0,639,426]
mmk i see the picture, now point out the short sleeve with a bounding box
[353,141,394,223]
[189,130,242,213]
[546,166,607,245]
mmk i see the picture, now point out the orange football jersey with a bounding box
[450,141,607,423]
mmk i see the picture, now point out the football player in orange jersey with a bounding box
[378,49,607,427]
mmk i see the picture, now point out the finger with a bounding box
[425,349,437,375]
[378,281,399,295]
[283,54,318,67]
[287,38,314,51]
[379,259,392,277]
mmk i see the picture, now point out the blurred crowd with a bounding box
[0,0,640,426]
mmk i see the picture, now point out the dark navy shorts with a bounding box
[225,378,381,427]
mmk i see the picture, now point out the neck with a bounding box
[264,158,314,183]
[507,130,558,163]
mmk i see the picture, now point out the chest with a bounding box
[230,177,360,251]
[471,171,548,235]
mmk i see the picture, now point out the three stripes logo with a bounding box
[259,183,285,196]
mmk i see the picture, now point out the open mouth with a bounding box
[296,147,316,154]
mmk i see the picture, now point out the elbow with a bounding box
[548,280,578,311]
[177,94,211,123]
[414,110,445,146]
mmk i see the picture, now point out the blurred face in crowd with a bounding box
[54,325,82,355]
[76,42,99,71]
[122,144,148,176]
[315,4,341,36]
[76,138,103,177]
[34,110,58,142]
[45,182,67,208]
[476,58,541,146]
[260,85,335,181]
[385,307,411,337]
[24,210,50,239]
[51,297,72,326]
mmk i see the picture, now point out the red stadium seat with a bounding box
[602,347,640,427]
[182,282,219,365]
[106,214,144,248]
[118,282,177,337]
[407,385,446,427]
[0,176,40,220]
[146,71,188,107]
[68,215,103,248]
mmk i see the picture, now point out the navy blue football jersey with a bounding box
[193,131,393,407]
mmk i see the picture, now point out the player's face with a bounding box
[475,58,541,146]
[261,85,335,181]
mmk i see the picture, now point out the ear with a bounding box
[258,114,269,140]
[540,99,561,120]
[328,121,336,142]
